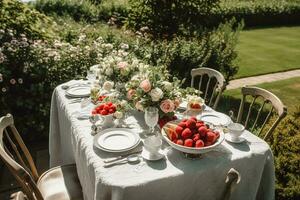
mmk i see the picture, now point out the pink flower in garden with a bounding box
[160,99,175,113]
[10,79,16,85]
[127,89,136,100]
[139,79,151,92]
[117,61,128,69]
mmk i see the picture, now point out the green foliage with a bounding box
[268,108,300,200]
[0,0,55,40]
[133,20,241,84]
[126,0,221,37]
[33,0,128,24]
[217,0,300,27]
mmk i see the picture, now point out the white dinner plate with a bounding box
[200,112,232,126]
[66,85,90,98]
[94,128,140,153]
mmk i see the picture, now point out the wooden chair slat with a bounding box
[209,82,218,107]
[251,101,266,132]
[258,106,273,137]
[204,76,212,101]
[245,96,257,129]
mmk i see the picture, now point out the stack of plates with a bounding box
[94,128,140,153]
[65,85,91,98]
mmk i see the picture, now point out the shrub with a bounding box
[268,108,300,200]
[0,29,108,141]
[0,0,56,40]
[33,0,128,24]
[217,0,300,27]
[133,20,241,84]
[126,0,221,37]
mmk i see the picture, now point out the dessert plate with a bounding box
[66,85,90,98]
[94,128,140,153]
[200,112,232,126]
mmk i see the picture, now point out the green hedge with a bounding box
[268,108,300,200]
[216,0,300,27]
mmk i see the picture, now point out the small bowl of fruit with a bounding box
[161,117,224,155]
[92,102,117,128]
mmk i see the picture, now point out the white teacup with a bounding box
[227,123,245,141]
[144,136,162,155]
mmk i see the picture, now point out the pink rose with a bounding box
[127,89,136,100]
[139,79,151,92]
[160,99,175,113]
[117,61,128,69]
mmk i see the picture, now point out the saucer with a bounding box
[141,148,164,161]
[225,134,246,143]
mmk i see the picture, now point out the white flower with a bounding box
[114,111,123,119]
[120,100,127,107]
[105,68,113,76]
[135,101,144,111]
[103,81,114,91]
[0,74,3,82]
[120,43,129,50]
[1,87,6,93]
[18,78,23,84]
[10,79,16,85]
[149,88,164,102]
[162,81,172,91]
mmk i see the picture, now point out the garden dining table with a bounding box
[49,80,275,200]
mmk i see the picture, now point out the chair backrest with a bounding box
[0,114,44,200]
[191,68,226,110]
[237,86,287,140]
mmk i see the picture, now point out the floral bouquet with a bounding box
[125,66,183,119]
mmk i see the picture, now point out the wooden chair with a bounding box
[237,86,287,141]
[221,168,241,200]
[191,68,226,110]
[0,114,83,200]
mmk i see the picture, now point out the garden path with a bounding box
[227,69,300,90]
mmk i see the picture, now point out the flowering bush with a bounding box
[0,29,112,140]
[125,66,184,118]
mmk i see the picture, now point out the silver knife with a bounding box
[103,150,142,163]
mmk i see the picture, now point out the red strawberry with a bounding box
[103,105,110,111]
[108,109,114,114]
[205,141,213,147]
[175,126,184,135]
[107,102,113,106]
[181,119,188,122]
[181,128,192,139]
[99,104,104,110]
[184,139,193,147]
[191,103,201,109]
[198,126,208,137]
[190,116,197,122]
[196,122,204,128]
[178,122,186,128]
[193,133,201,142]
[186,119,196,129]
[92,110,97,115]
[100,110,108,115]
[197,120,204,124]
[195,140,205,148]
[176,139,184,145]
[214,131,220,139]
[206,131,217,143]
[110,105,116,112]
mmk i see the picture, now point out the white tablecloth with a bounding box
[49,82,275,200]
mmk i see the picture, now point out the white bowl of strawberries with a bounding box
[161,117,224,154]
[92,102,117,128]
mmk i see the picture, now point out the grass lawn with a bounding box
[222,77,300,114]
[236,26,300,78]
